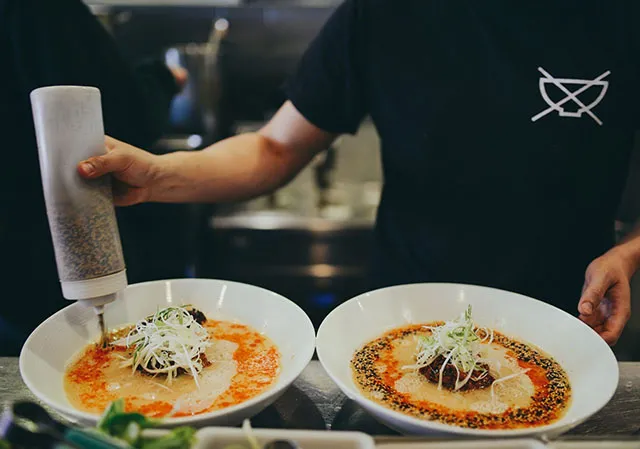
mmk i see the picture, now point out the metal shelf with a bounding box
[84,0,242,6]
[83,0,341,7]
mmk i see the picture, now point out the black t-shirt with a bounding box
[285,0,640,311]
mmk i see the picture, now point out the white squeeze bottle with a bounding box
[30,86,127,343]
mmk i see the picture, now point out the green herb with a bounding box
[112,306,211,387]
[137,428,196,449]
[404,305,494,390]
[97,399,195,449]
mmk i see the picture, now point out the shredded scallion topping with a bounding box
[114,306,212,387]
[403,305,495,391]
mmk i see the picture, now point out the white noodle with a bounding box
[403,306,526,393]
[113,306,212,388]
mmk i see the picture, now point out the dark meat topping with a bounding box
[419,354,494,391]
[133,307,209,378]
[187,307,207,325]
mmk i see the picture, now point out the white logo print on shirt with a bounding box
[531,67,610,126]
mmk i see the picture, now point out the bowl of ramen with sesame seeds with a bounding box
[20,278,316,428]
[316,283,618,437]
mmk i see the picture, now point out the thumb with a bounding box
[578,271,608,316]
[78,152,132,179]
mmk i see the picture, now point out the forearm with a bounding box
[150,132,313,203]
[81,101,335,206]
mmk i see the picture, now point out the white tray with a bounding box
[191,427,375,449]
[549,443,640,449]
[374,439,545,449]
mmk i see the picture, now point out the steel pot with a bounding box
[164,18,229,137]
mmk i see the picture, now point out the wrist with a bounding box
[611,240,640,279]
[148,152,183,202]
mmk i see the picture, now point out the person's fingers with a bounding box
[579,306,606,327]
[78,151,133,179]
[600,325,624,346]
[105,135,127,148]
[599,284,631,345]
[105,135,118,151]
[578,269,608,316]
[111,178,149,206]
[113,187,148,206]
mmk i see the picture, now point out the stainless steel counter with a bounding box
[0,359,638,438]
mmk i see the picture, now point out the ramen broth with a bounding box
[65,319,280,417]
[352,324,571,429]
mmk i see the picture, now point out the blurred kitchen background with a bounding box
[85,0,639,360]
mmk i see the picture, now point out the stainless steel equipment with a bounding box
[164,18,229,138]
[202,212,375,329]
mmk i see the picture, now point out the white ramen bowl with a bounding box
[20,278,316,428]
[316,283,619,438]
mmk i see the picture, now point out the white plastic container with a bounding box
[192,427,375,449]
[30,86,127,311]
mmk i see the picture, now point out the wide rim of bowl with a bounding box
[20,278,317,426]
[316,282,619,437]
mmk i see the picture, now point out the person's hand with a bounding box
[78,136,160,206]
[169,66,188,91]
[578,248,633,345]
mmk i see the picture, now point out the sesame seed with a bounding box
[351,324,571,430]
